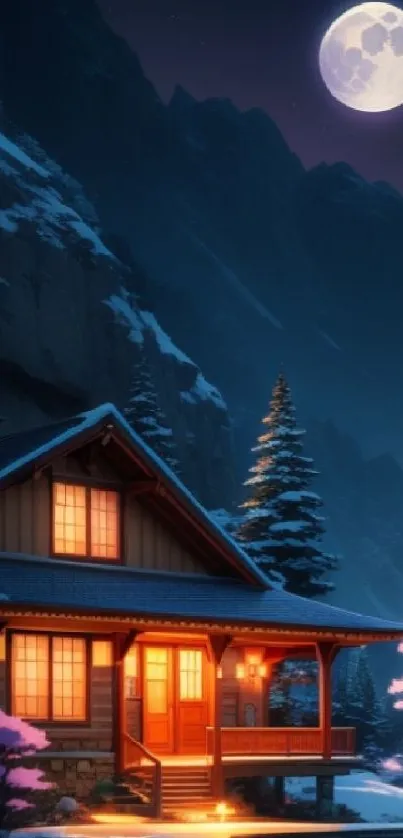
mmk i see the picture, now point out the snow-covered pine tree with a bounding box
[236,372,337,596]
[333,648,385,764]
[124,346,180,473]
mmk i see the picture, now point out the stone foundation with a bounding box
[31,750,115,800]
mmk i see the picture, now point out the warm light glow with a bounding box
[179,649,203,700]
[90,488,119,558]
[124,644,139,698]
[235,663,245,680]
[90,813,147,825]
[12,634,49,719]
[92,639,112,667]
[217,665,223,679]
[258,663,267,678]
[0,633,5,662]
[52,636,86,721]
[53,482,86,555]
[215,801,236,821]
[12,633,86,721]
[145,647,169,713]
[53,482,119,560]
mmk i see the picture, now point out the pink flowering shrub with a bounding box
[0,710,53,827]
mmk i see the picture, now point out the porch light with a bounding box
[258,662,267,678]
[235,662,245,679]
[217,665,223,679]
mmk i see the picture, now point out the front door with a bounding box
[143,645,208,755]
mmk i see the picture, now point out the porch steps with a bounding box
[161,765,214,817]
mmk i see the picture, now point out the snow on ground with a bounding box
[287,771,403,823]
[0,131,113,256]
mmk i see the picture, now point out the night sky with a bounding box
[99,0,403,193]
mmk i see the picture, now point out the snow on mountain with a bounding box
[0,126,234,509]
[105,289,227,412]
[0,131,112,256]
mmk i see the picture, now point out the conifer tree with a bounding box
[237,372,337,596]
[124,347,180,473]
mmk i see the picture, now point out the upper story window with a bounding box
[53,482,119,560]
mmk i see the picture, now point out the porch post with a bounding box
[316,642,338,760]
[208,634,232,799]
[113,634,126,777]
[113,631,139,776]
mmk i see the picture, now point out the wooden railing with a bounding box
[206,726,355,757]
[123,733,162,818]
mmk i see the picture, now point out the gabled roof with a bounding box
[0,554,403,641]
[0,404,268,587]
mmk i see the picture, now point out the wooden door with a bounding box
[177,647,208,754]
[143,647,173,754]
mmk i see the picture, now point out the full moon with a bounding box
[319,2,403,112]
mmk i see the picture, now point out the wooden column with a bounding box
[208,634,232,799]
[113,630,139,776]
[316,642,338,760]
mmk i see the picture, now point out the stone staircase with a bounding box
[161,764,214,818]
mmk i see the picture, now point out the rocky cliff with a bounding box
[0,118,234,508]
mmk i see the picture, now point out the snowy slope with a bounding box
[288,772,403,823]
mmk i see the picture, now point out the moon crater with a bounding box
[319,2,403,112]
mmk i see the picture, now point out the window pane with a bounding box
[90,489,119,560]
[53,482,87,555]
[11,634,49,719]
[51,637,87,721]
[179,649,203,700]
[124,644,139,698]
[145,648,168,712]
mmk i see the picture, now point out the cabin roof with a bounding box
[0,403,268,587]
[0,554,402,640]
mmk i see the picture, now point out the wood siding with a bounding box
[0,448,208,573]
[0,475,50,556]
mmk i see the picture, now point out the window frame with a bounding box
[51,479,122,564]
[8,630,91,726]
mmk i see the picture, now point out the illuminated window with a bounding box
[91,489,119,558]
[179,649,203,700]
[53,483,86,555]
[53,482,119,560]
[124,644,139,698]
[11,634,87,722]
[145,648,168,713]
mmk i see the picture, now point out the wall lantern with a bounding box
[217,665,223,679]
[235,659,267,680]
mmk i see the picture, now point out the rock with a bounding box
[57,796,78,813]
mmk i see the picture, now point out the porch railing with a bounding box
[123,733,162,818]
[206,726,355,757]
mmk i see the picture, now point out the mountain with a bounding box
[5,0,403,468]
[0,118,234,509]
[1,0,403,636]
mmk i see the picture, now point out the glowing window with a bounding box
[145,648,168,713]
[124,644,139,698]
[11,634,87,722]
[53,483,86,555]
[12,634,49,719]
[90,489,119,558]
[53,483,119,560]
[179,649,203,700]
[52,637,86,721]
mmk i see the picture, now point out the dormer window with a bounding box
[53,482,120,560]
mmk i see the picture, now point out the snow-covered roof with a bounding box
[0,553,403,639]
[0,403,268,587]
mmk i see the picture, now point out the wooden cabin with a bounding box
[0,402,401,819]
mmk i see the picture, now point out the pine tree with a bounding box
[124,347,180,473]
[237,372,337,596]
[333,648,385,764]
